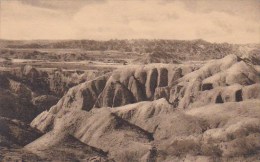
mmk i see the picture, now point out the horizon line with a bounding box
[1,38,258,45]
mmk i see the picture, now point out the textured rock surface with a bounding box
[30,98,260,161]
[169,55,260,109]
[32,95,59,113]
[42,64,196,115]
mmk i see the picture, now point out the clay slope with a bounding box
[30,98,260,161]
[26,132,111,161]
[111,99,260,161]
[29,108,153,161]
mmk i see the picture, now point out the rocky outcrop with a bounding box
[0,74,57,122]
[9,65,107,97]
[8,79,33,99]
[169,54,260,109]
[49,75,108,113]
[32,95,59,113]
[0,89,37,122]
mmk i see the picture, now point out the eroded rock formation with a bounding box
[5,55,260,161]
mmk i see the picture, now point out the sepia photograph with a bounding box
[0,0,260,161]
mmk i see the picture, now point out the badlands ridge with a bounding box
[0,54,260,161]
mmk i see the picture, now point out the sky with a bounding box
[0,0,260,43]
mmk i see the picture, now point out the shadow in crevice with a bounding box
[215,94,224,104]
[235,89,243,102]
[201,83,213,91]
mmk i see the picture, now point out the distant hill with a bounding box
[133,51,181,64]
[1,39,259,62]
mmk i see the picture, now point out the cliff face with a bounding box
[8,65,106,97]
[0,69,53,123]
[0,64,109,124]
[28,55,260,161]
[0,75,37,122]
[33,64,194,119]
